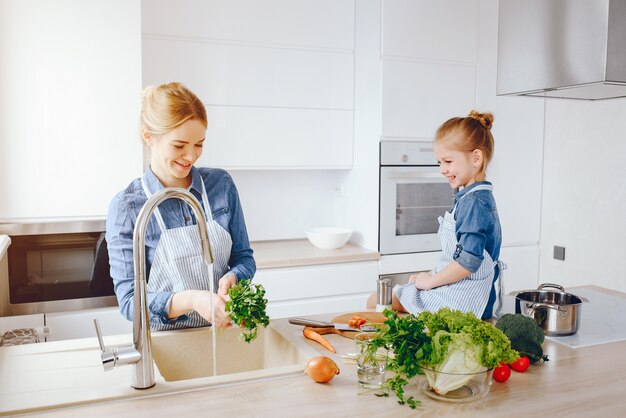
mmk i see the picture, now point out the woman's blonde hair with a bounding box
[435,110,495,174]
[141,82,207,136]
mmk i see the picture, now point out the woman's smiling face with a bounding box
[145,118,206,188]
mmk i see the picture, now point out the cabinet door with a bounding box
[499,245,540,292]
[0,314,45,335]
[253,261,378,318]
[142,0,355,169]
[45,307,131,342]
[0,0,142,219]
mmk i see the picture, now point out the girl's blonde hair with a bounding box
[141,82,207,136]
[435,110,495,174]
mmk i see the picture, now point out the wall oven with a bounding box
[379,141,455,255]
[0,219,116,316]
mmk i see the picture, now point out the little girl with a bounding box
[392,110,504,320]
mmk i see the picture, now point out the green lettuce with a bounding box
[418,308,519,395]
[369,308,519,407]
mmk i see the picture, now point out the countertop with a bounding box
[4,285,626,417]
[251,239,379,269]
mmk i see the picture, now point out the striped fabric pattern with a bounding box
[141,178,232,331]
[395,184,499,318]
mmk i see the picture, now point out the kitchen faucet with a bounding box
[94,187,214,389]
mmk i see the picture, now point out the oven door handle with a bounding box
[385,170,443,180]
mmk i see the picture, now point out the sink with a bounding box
[0,322,318,415]
[151,325,311,382]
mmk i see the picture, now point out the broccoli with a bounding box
[495,313,549,363]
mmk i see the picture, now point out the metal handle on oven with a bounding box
[386,171,442,180]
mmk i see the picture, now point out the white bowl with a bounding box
[305,227,353,249]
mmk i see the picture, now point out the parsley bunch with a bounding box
[225,280,270,343]
[368,309,431,408]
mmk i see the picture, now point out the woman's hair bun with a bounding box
[467,110,494,131]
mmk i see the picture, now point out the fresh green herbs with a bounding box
[366,309,430,408]
[225,280,270,343]
[365,308,518,409]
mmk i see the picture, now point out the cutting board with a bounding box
[331,311,387,325]
[311,311,387,340]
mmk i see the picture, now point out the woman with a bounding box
[106,82,256,330]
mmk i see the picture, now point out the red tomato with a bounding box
[493,363,511,383]
[510,356,530,372]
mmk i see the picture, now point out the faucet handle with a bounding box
[93,318,106,351]
[93,319,140,372]
[93,319,116,371]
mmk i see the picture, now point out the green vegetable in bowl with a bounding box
[418,308,519,395]
[225,280,270,343]
[367,308,518,408]
[495,313,549,363]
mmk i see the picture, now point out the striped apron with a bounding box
[395,184,505,318]
[141,177,232,330]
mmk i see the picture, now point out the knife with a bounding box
[288,317,376,332]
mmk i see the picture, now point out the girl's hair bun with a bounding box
[467,110,494,131]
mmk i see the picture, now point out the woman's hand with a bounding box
[192,291,232,329]
[409,272,435,290]
[217,273,238,301]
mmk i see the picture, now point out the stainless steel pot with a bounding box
[513,283,589,336]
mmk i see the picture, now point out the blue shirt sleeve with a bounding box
[453,194,492,273]
[219,172,256,281]
[105,188,184,325]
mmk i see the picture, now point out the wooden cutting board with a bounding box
[315,311,388,340]
[331,311,387,325]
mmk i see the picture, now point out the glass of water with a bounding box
[355,332,388,389]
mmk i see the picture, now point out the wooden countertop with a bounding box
[18,285,626,417]
[251,239,379,269]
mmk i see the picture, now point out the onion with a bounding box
[304,356,340,383]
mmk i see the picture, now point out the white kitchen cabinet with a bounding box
[142,0,355,169]
[45,307,131,342]
[499,245,540,292]
[382,0,478,63]
[0,0,142,219]
[379,0,478,142]
[0,314,44,335]
[381,60,476,139]
[253,261,379,318]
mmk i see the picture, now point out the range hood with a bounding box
[497,0,626,100]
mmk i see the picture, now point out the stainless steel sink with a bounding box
[151,325,311,382]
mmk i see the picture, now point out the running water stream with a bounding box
[207,264,218,376]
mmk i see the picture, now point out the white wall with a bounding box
[230,170,348,241]
[540,98,626,292]
[0,0,143,219]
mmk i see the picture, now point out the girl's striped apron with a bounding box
[141,177,232,330]
[395,184,505,318]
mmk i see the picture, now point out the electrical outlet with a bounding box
[553,246,566,261]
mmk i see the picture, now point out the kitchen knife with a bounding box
[288,317,376,332]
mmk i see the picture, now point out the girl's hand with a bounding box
[409,272,435,290]
[193,291,232,329]
[217,273,238,301]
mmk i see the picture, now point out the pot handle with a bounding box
[538,283,565,292]
[526,302,567,312]
[537,283,589,302]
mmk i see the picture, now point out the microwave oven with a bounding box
[0,219,117,316]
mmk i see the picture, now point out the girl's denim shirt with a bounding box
[451,181,502,273]
[106,166,256,325]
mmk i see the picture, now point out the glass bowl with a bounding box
[418,367,493,403]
